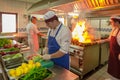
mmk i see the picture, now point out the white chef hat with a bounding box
[44,11,56,20]
[44,11,58,23]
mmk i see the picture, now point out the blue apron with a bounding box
[48,24,69,70]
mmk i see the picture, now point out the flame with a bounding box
[72,20,93,43]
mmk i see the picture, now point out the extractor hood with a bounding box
[27,0,120,17]
[27,0,76,13]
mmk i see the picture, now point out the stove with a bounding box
[69,42,100,78]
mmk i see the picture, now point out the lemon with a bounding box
[18,66,23,70]
[21,63,27,68]
[15,68,21,77]
[23,67,29,74]
[35,62,41,67]
[18,66,24,74]
[28,60,34,64]
[28,64,33,70]
[9,69,15,77]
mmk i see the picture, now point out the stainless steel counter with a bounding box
[0,53,79,80]
[100,41,109,65]
[20,51,79,80]
[0,48,79,80]
[49,65,79,80]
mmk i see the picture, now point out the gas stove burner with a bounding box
[71,39,97,47]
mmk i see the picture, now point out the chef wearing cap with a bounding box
[42,11,72,70]
[26,16,44,58]
[106,16,120,79]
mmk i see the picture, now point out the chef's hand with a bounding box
[42,54,51,60]
[96,40,104,44]
[96,40,101,44]
[43,47,48,55]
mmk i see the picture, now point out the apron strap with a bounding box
[48,30,51,36]
[48,23,62,38]
[55,24,62,38]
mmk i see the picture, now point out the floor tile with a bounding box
[84,64,120,80]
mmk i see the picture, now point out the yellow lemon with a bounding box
[17,66,24,74]
[28,60,34,64]
[35,62,41,67]
[21,63,27,68]
[15,68,21,77]
[18,66,23,70]
[9,69,15,76]
[11,74,16,78]
[28,64,33,70]
[23,67,29,74]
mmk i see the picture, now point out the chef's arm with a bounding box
[38,32,46,36]
[104,38,110,42]
[97,36,110,44]
[50,50,65,58]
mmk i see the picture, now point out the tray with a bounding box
[2,53,24,69]
[0,47,20,56]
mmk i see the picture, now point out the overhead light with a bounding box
[68,12,79,16]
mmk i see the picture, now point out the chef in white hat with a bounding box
[42,11,72,70]
[105,16,120,79]
[26,16,45,59]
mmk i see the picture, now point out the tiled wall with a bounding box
[88,17,111,39]
[18,27,48,33]
[0,0,112,38]
[18,16,112,39]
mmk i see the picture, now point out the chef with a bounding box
[107,16,120,79]
[42,11,72,70]
[26,16,44,58]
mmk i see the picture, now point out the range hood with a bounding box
[27,0,76,13]
[27,0,120,16]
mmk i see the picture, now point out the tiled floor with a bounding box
[82,64,120,80]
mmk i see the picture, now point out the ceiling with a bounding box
[14,0,120,17]
[26,0,120,17]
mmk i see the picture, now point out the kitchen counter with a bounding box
[1,50,79,80]
[0,49,79,80]
[22,51,79,80]
[49,65,79,80]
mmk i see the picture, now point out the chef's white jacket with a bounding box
[47,23,72,54]
[26,22,39,54]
